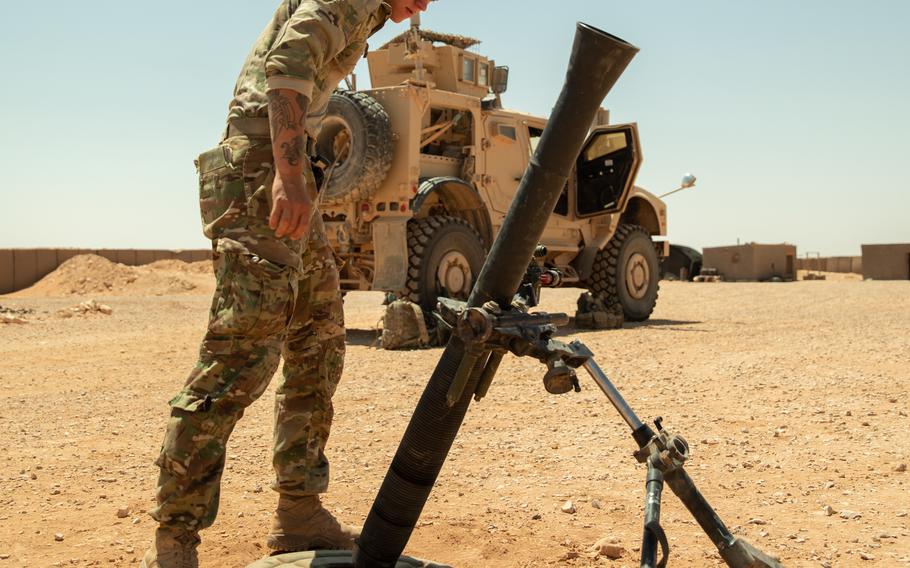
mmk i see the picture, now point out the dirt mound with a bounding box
[13,254,214,298]
[18,254,139,296]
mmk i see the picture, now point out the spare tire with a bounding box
[315,91,393,205]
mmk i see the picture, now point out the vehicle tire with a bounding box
[587,224,660,322]
[406,216,486,310]
[315,91,393,205]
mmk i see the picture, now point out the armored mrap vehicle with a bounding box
[316,23,668,321]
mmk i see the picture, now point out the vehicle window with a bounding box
[576,129,635,216]
[554,180,569,216]
[463,58,475,82]
[498,124,517,141]
[583,132,627,161]
[479,63,489,86]
[527,126,543,157]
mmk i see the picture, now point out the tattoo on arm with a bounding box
[268,91,297,136]
[281,137,305,167]
[269,89,310,169]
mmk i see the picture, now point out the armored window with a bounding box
[478,63,489,86]
[462,57,476,82]
[583,132,627,161]
[497,124,517,141]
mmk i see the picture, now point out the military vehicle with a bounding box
[315,21,671,321]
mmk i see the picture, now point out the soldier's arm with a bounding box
[267,89,314,240]
[264,1,374,240]
[265,0,364,101]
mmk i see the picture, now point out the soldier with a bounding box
[142,1,432,567]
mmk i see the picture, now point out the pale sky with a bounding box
[1,1,908,256]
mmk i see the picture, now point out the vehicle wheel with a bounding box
[315,91,393,205]
[406,216,486,310]
[588,224,659,321]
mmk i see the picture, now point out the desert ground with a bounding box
[0,256,908,567]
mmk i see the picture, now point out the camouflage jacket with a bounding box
[204,0,389,268]
[227,0,390,137]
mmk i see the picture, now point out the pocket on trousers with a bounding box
[197,145,247,238]
[207,253,294,337]
[156,391,223,478]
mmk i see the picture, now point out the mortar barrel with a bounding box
[354,23,639,567]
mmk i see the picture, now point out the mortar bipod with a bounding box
[575,347,784,567]
[441,298,785,567]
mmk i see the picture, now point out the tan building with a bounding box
[702,243,797,281]
[861,243,910,280]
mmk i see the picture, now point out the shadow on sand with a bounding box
[345,328,381,347]
[548,318,705,337]
[346,318,707,349]
[625,318,704,330]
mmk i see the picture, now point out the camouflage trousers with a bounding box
[151,137,345,532]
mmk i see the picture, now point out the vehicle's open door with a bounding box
[574,123,642,218]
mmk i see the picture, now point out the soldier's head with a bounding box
[388,0,431,23]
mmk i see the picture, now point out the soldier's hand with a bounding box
[270,172,314,240]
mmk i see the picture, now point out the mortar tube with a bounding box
[353,23,639,567]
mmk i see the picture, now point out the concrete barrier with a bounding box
[36,250,58,286]
[177,249,211,263]
[12,250,39,292]
[0,248,212,295]
[0,250,13,295]
[796,256,862,274]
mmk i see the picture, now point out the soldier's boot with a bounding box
[267,494,361,553]
[140,527,200,568]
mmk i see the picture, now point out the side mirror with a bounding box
[658,173,697,199]
[492,66,509,94]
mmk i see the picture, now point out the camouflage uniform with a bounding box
[151,0,390,532]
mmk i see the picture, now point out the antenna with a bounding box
[407,14,427,83]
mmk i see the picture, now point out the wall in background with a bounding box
[0,249,211,295]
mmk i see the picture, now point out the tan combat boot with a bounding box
[140,527,200,568]
[267,494,361,553]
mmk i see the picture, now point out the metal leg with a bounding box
[640,464,669,568]
[577,349,784,568]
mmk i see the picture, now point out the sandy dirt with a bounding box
[0,260,908,567]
